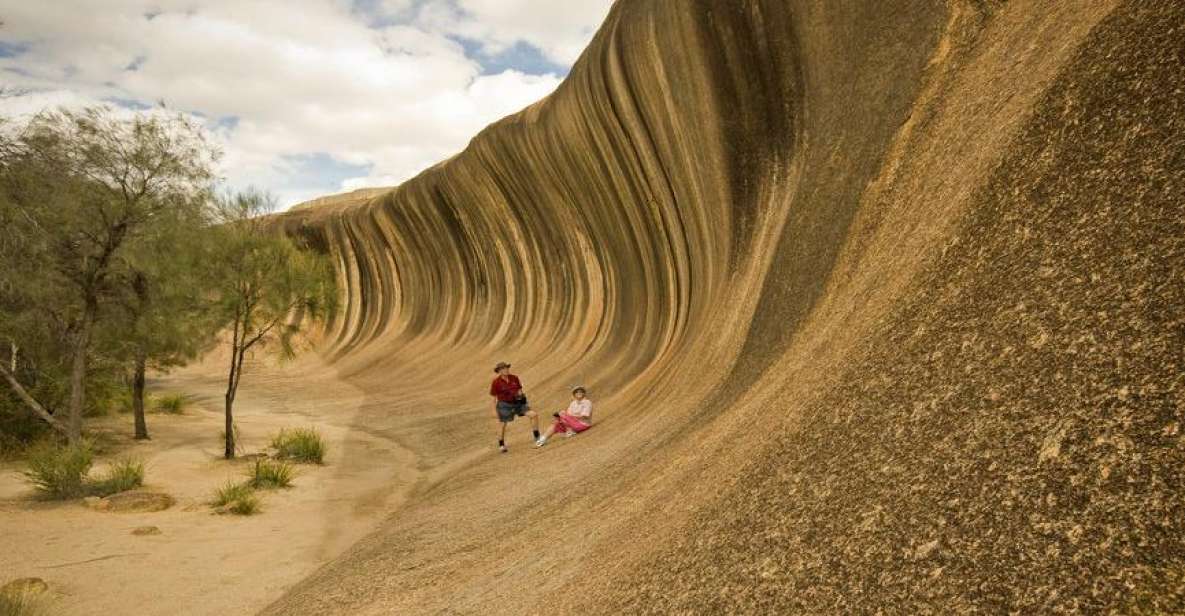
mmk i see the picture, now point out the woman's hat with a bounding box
[494,361,511,373]
[572,386,586,394]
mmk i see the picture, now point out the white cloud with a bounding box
[0,0,605,208]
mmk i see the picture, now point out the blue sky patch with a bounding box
[351,0,428,28]
[103,97,153,110]
[350,0,570,76]
[214,115,240,131]
[0,40,29,58]
[282,152,373,193]
[451,37,567,76]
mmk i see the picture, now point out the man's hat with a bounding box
[494,361,511,373]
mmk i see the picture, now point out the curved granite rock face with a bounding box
[271,1,1184,613]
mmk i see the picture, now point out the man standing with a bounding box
[490,361,539,453]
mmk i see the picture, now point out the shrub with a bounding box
[211,481,250,506]
[89,457,145,496]
[113,389,156,415]
[271,428,326,464]
[113,389,133,414]
[227,492,260,515]
[22,440,93,499]
[247,458,294,489]
[211,481,260,515]
[154,393,188,414]
[83,378,122,418]
[0,412,50,461]
[0,587,54,616]
[0,436,19,462]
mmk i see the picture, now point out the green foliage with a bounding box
[113,193,227,375]
[211,481,260,515]
[271,428,326,464]
[0,338,76,426]
[209,191,338,361]
[209,190,337,459]
[21,439,94,499]
[82,370,127,418]
[112,387,164,415]
[0,411,51,460]
[89,457,145,496]
[247,458,294,489]
[16,439,143,498]
[226,492,261,515]
[211,481,251,507]
[153,393,188,415]
[0,106,221,442]
[113,388,135,414]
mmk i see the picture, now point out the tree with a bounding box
[209,191,335,459]
[108,202,220,439]
[0,107,216,443]
[0,117,74,436]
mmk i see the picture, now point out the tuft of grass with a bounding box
[211,481,260,515]
[211,481,251,507]
[153,393,188,415]
[21,440,93,499]
[247,458,294,489]
[227,492,260,515]
[114,390,157,415]
[228,492,260,515]
[0,588,54,616]
[271,428,326,464]
[89,457,145,497]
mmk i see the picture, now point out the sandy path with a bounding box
[0,353,418,616]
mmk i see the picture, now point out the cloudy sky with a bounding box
[0,0,613,208]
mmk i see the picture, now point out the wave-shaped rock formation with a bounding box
[269,1,1184,613]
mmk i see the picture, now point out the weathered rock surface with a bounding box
[268,0,1185,613]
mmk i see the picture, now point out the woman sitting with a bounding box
[534,387,592,447]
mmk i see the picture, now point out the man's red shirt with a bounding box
[490,374,523,403]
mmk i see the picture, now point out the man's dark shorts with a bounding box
[496,400,530,423]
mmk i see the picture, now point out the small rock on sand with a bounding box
[131,526,162,536]
[1,577,49,595]
[86,492,175,513]
[83,496,110,511]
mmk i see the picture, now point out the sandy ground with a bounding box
[0,354,416,616]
